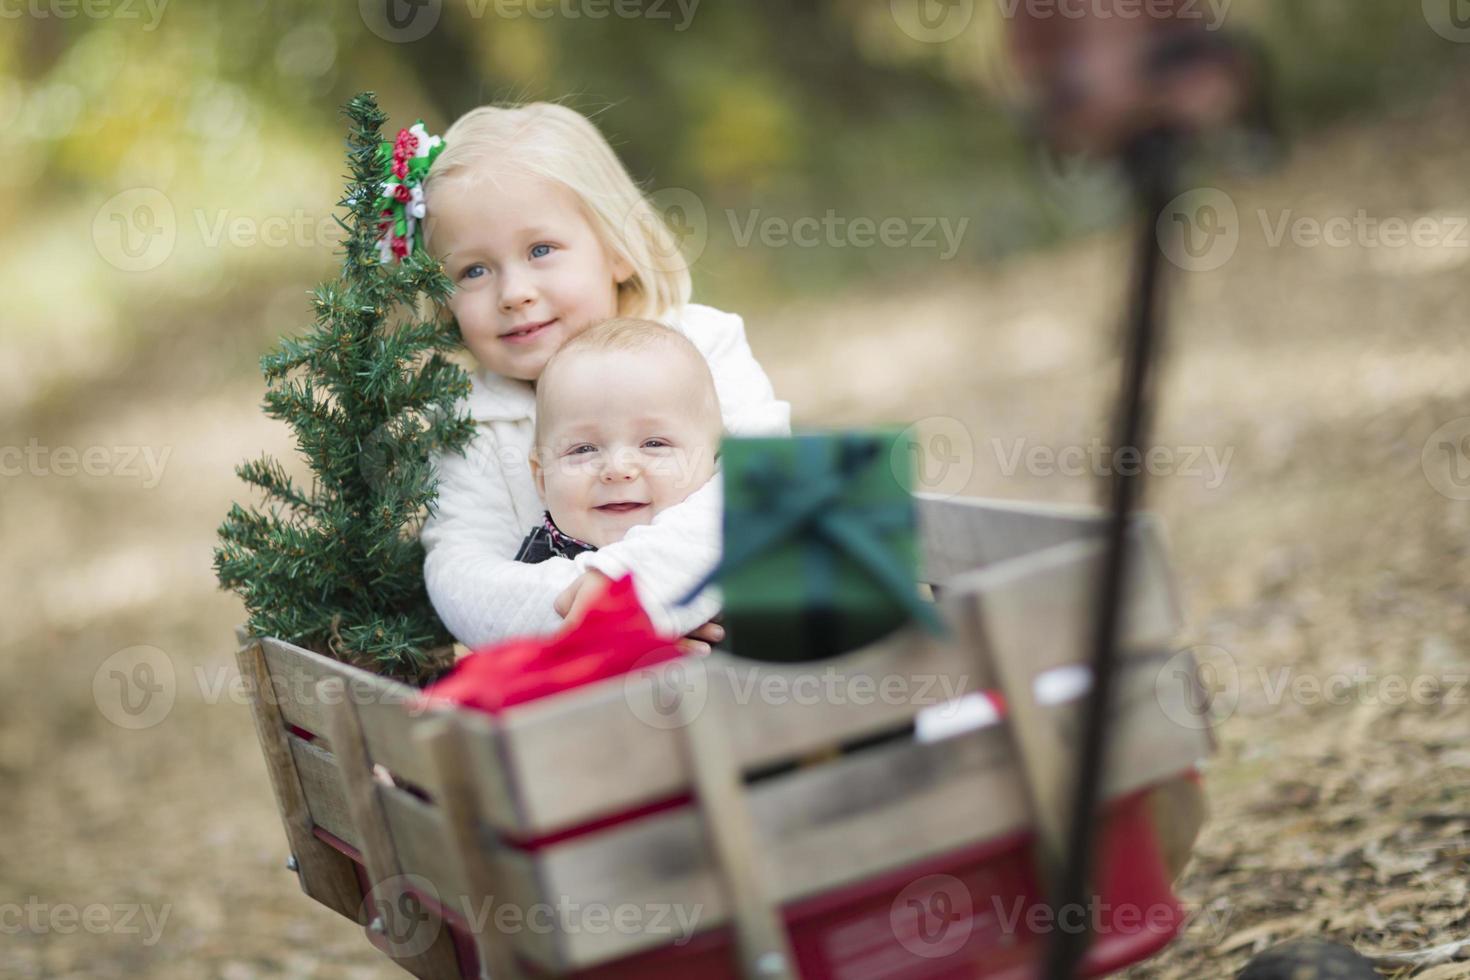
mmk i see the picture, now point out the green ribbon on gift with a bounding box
[678,432,945,660]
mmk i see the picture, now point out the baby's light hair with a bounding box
[533,317,721,451]
[423,102,690,321]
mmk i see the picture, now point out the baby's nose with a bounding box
[602,451,641,480]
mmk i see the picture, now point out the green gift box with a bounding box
[681,430,945,663]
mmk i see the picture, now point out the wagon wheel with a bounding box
[1238,938,1381,979]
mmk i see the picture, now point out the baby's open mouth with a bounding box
[596,502,649,513]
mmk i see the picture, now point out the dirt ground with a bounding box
[4,80,1469,979]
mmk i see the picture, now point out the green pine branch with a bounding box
[214,92,474,684]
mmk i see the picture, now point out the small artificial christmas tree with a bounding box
[215,92,475,684]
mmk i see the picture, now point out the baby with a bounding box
[520,317,723,572]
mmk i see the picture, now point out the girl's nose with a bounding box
[498,268,535,312]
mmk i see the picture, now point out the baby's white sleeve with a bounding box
[421,443,584,648]
[575,474,725,638]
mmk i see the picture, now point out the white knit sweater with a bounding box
[421,303,792,649]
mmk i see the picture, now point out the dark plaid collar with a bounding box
[514,511,599,564]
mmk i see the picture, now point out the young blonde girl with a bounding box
[419,102,790,650]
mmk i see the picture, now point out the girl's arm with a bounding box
[421,442,585,648]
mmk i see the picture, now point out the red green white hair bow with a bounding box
[374,121,445,263]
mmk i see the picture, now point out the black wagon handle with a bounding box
[1041,127,1182,980]
[1017,36,1276,980]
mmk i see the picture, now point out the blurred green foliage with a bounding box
[4,1,1465,416]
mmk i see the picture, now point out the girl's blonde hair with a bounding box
[423,102,690,322]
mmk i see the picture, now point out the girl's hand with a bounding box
[554,569,613,623]
[556,572,726,653]
[679,615,725,656]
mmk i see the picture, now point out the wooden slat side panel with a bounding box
[418,718,532,980]
[355,698,440,788]
[321,682,464,980]
[378,786,472,904]
[288,734,359,848]
[915,493,1105,581]
[489,525,1178,836]
[259,638,414,739]
[954,520,1182,685]
[516,653,1208,970]
[234,639,364,921]
[453,713,521,832]
[498,625,963,833]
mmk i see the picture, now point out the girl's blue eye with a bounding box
[530,243,554,259]
[462,264,486,281]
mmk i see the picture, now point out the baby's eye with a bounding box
[643,439,672,449]
[566,444,598,455]
[529,243,555,259]
[461,263,487,281]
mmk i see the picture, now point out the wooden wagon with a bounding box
[236,492,1212,979]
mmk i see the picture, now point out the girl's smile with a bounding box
[500,318,558,344]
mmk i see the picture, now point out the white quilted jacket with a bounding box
[421,303,793,649]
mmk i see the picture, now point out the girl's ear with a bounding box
[610,250,635,287]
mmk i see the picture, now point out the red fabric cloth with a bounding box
[423,574,684,714]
